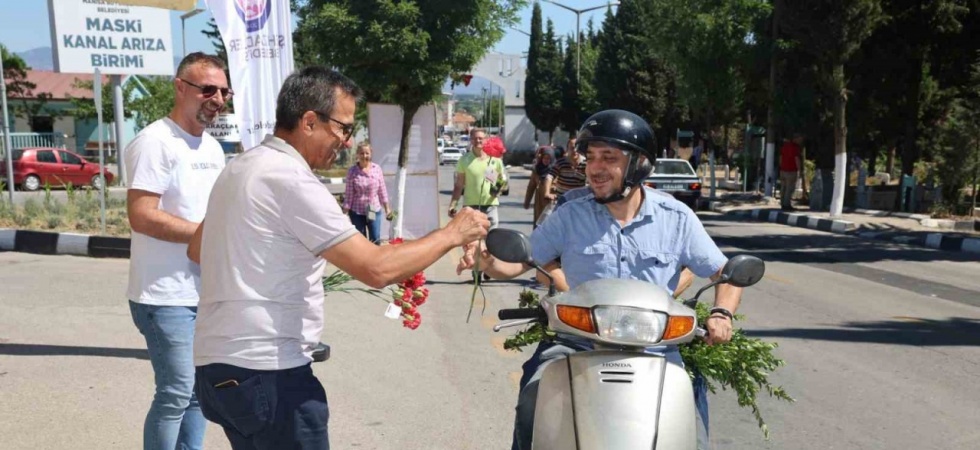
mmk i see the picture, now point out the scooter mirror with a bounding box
[721,255,766,288]
[485,228,533,264]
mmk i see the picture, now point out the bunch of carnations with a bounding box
[389,238,429,330]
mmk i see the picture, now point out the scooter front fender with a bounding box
[532,351,696,450]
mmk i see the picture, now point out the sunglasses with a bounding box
[314,111,355,141]
[178,78,234,100]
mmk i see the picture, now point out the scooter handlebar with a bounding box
[498,308,543,320]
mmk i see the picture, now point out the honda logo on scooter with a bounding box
[601,362,633,368]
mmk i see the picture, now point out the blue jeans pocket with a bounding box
[210,374,271,437]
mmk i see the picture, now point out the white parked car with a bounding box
[440,147,463,166]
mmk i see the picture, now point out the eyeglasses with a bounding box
[313,111,355,141]
[178,78,234,100]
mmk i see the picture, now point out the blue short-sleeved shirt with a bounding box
[531,187,727,292]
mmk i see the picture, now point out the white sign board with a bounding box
[205,113,241,142]
[48,0,174,75]
[367,104,440,240]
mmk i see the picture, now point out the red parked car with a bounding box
[0,147,115,191]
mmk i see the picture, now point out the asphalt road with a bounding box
[1,164,978,449]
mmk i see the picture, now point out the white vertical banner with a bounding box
[367,104,440,240]
[206,0,294,149]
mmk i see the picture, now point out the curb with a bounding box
[850,208,978,231]
[0,228,130,258]
[708,204,980,256]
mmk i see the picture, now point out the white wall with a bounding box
[504,107,535,152]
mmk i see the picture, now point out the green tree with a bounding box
[652,0,769,161]
[128,77,176,129]
[2,44,61,132]
[559,32,600,134]
[595,0,682,151]
[69,79,134,125]
[293,0,523,235]
[782,0,885,216]
[525,5,562,143]
[201,18,229,64]
[1,44,33,99]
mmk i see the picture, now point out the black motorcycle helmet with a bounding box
[574,109,656,203]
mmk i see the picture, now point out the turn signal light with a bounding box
[557,305,596,334]
[645,182,657,188]
[689,183,702,191]
[662,315,695,340]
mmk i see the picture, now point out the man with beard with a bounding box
[460,110,741,450]
[124,52,231,450]
[187,66,489,448]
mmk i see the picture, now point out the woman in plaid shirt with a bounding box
[342,143,391,243]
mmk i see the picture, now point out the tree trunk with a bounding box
[886,145,895,177]
[868,143,878,177]
[900,51,925,177]
[829,64,847,217]
[394,104,421,238]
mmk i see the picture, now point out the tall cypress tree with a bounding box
[525,12,563,143]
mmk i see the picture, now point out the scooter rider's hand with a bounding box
[704,309,734,345]
[456,240,495,275]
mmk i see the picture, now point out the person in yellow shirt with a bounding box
[449,128,507,227]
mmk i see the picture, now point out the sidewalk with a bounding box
[705,192,980,256]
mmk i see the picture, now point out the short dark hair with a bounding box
[274,66,363,132]
[175,52,227,78]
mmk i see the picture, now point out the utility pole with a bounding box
[1,56,15,202]
[542,1,619,84]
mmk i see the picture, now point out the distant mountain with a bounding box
[16,47,54,71]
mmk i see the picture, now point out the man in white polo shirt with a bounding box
[188,66,490,449]
[125,52,230,450]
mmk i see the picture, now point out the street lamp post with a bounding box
[542,1,619,83]
[180,8,205,57]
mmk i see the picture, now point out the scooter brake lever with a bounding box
[493,318,537,332]
[695,328,707,339]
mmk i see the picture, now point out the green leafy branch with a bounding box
[502,290,793,439]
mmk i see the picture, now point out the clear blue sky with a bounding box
[0,1,615,61]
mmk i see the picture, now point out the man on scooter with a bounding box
[459,109,742,450]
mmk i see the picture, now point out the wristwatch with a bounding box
[709,307,734,321]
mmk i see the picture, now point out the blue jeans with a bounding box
[348,211,382,244]
[129,301,206,450]
[195,363,329,449]
[513,338,710,450]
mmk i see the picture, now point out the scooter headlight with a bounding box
[593,306,668,345]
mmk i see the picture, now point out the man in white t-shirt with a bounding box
[187,66,490,449]
[125,52,230,450]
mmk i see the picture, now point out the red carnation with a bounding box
[403,314,422,330]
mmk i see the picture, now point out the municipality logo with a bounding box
[235,0,272,33]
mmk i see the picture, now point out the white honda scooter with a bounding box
[487,228,765,450]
